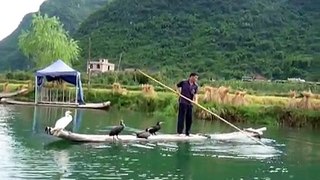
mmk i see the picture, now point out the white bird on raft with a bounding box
[45,110,73,136]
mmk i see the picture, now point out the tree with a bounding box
[18,12,80,68]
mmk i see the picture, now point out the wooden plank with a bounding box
[0,98,111,110]
[49,130,210,143]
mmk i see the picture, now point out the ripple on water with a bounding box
[130,143,155,149]
[186,137,283,160]
[0,105,287,179]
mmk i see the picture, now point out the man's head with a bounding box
[189,72,198,83]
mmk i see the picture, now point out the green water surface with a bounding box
[0,105,319,180]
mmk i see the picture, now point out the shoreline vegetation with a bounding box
[1,75,320,129]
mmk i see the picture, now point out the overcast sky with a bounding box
[0,0,45,41]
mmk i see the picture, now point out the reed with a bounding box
[203,86,219,102]
[112,82,128,95]
[297,90,314,110]
[287,90,297,108]
[141,84,156,97]
[245,94,288,106]
[203,86,212,102]
[2,82,9,93]
[197,107,217,120]
[17,84,24,90]
[27,80,33,91]
[231,91,248,106]
[217,86,230,104]
[44,82,54,89]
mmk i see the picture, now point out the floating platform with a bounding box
[0,98,111,110]
[50,130,209,142]
[0,89,28,99]
[46,127,266,143]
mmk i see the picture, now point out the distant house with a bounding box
[242,74,267,82]
[87,58,115,74]
[241,76,253,82]
[287,78,306,83]
[253,74,267,81]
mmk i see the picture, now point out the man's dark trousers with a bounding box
[177,102,193,136]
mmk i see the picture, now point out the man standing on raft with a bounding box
[176,72,199,137]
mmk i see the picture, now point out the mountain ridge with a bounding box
[76,0,320,80]
[0,0,108,71]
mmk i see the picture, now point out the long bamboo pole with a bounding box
[137,69,267,147]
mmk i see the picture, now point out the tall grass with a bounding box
[1,71,320,96]
[204,80,320,95]
[9,86,320,128]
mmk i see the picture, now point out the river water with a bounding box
[0,104,319,179]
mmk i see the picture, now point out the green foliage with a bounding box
[0,0,108,71]
[18,13,80,68]
[82,70,171,87]
[4,71,33,81]
[2,70,320,96]
[205,80,320,95]
[39,0,109,35]
[76,0,320,80]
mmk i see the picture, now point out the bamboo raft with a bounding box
[0,89,28,99]
[50,130,208,142]
[0,98,111,110]
[46,127,266,143]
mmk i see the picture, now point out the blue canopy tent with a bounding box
[35,59,85,104]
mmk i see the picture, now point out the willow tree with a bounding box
[18,13,80,68]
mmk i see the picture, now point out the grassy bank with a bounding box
[1,71,320,96]
[87,88,320,128]
[4,83,320,129]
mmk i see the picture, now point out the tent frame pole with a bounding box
[75,74,79,104]
[35,76,38,104]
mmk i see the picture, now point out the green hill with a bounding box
[0,0,108,71]
[76,0,320,80]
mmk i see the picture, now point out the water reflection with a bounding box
[3,105,320,179]
[32,106,83,134]
[53,150,72,178]
[176,142,192,180]
[0,105,17,179]
[73,109,84,132]
[43,139,75,150]
[32,106,38,133]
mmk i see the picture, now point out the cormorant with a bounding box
[146,121,164,135]
[134,131,151,139]
[109,120,125,141]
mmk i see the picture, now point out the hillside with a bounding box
[76,0,320,80]
[0,0,108,71]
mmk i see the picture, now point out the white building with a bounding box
[87,58,115,74]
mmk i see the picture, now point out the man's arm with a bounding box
[176,81,183,94]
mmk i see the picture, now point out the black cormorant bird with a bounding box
[146,121,164,135]
[134,131,151,139]
[109,120,125,141]
[44,127,52,135]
